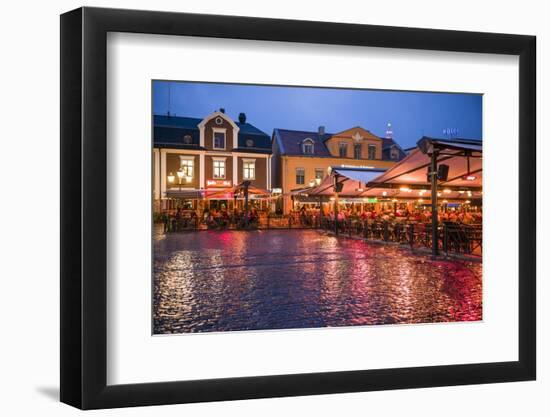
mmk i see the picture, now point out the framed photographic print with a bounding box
[60,7,536,409]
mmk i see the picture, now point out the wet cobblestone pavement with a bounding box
[153,228,482,334]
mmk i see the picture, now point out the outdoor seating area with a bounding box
[157,136,483,257]
[291,136,483,256]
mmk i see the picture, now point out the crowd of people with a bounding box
[167,207,261,230]
[296,205,482,226]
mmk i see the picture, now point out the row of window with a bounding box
[338,142,377,159]
[209,131,255,149]
[302,139,378,159]
[177,157,256,180]
[296,168,325,185]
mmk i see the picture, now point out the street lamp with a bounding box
[167,172,175,184]
[309,180,315,188]
[176,169,185,190]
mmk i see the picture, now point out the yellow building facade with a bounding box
[272,126,405,213]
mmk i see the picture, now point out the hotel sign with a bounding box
[206,179,232,187]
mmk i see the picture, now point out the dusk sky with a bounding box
[153,81,482,149]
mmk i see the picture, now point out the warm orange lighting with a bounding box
[167,173,175,183]
[443,189,451,194]
[382,191,387,196]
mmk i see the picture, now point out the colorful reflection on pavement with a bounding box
[153,229,482,334]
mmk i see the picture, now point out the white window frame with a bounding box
[354,143,362,159]
[179,155,195,179]
[368,144,377,159]
[296,167,305,185]
[212,157,226,179]
[315,168,324,180]
[338,142,348,158]
[212,128,227,150]
[302,139,314,155]
[242,158,256,180]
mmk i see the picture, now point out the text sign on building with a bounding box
[206,179,232,188]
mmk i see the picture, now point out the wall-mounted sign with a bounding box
[271,188,282,194]
[206,179,232,187]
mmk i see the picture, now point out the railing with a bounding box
[161,213,482,256]
[320,218,482,256]
[162,212,323,232]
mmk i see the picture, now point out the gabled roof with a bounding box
[273,128,406,161]
[326,126,382,142]
[153,114,271,150]
[273,128,333,157]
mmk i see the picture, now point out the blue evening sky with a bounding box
[153,80,482,149]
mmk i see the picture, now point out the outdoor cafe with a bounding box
[293,136,483,257]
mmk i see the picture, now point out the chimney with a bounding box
[238,112,247,124]
[318,126,325,136]
[219,107,225,114]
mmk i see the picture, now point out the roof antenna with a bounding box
[385,122,393,139]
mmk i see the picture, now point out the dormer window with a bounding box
[183,134,193,144]
[390,146,400,160]
[302,138,314,155]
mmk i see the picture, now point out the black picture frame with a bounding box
[60,6,536,410]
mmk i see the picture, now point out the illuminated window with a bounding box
[296,168,305,185]
[243,159,255,180]
[179,156,194,179]
[354,144,362,159]
[368,144,376,159]
[213,131,226,150]
[339,142,348,158]
[213,159,226,179]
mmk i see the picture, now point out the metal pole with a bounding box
[430,150,439,256]
[318,197,323,229]
[244,181,250,228]
[334,175,339,235]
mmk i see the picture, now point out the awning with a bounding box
[331,167,386,184]
[307,167,388,197]
[165,189,204,199]
[368,138,482,191]
[205,188,234,199]
[234,182,271,197]
[295,137,482,200]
